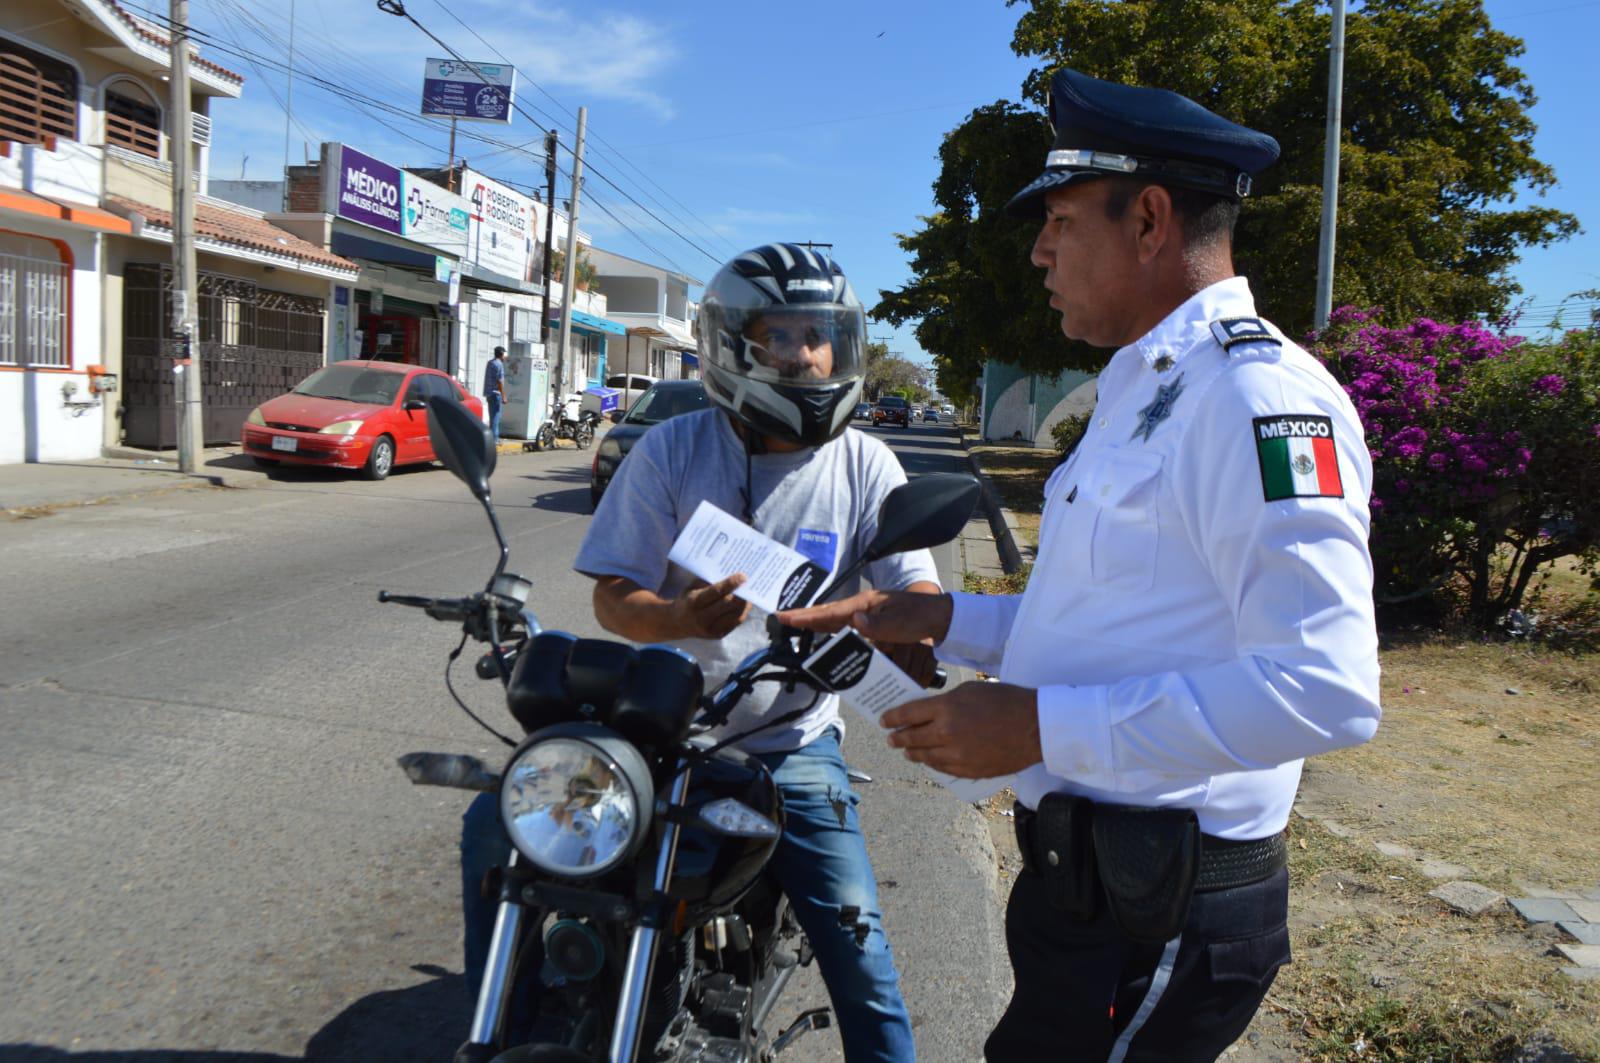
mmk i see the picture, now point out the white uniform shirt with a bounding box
[937,277,1381,839]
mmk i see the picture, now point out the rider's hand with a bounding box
[778,589,953,646]
[671,575,751,640]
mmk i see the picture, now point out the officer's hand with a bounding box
[778,589,953,646]
[880,640,939,687]
[881,681,1042,778]
[671,575,750,640]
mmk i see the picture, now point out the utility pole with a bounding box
[279,0,294,211]
[555,106,586,398]
[539,128,557,345]
[1313,0,1347,331]
[170,0,201,471]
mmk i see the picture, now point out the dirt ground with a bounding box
[966,441,1600,1061]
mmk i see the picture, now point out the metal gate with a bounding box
[122,264,327,448]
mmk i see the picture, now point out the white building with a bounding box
[588,246,700,383]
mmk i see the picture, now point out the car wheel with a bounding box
[535,423,556,451]
[364,436,395,481]
[252,456,279,468]
[576,422,595,450]
[590,486,602,512]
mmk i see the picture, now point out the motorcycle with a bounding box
[381,396,980,1062]
[534,391,599,451]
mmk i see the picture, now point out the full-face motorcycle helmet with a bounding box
[697,243,866,447]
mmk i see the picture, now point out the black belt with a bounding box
[1014,802,1285,893]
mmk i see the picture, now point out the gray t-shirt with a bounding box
[575,409,940,754]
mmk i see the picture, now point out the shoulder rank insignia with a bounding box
[1253,414,1345,501]
[1131,372,1185,443]
[1210,317,1282,352]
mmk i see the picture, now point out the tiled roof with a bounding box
[101,0,245,84]
[106,194,358,273]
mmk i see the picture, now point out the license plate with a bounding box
[271,435,298,453]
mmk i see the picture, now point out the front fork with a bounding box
[466,852,527,1049]
[609,766,691,1062]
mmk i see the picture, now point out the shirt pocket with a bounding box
[1088,449,1164,592]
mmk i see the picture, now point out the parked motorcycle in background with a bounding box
[534,391,599,451]
[380,396,979,1062]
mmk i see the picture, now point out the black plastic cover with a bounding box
[506,631,580,733]
[610,646,704,753]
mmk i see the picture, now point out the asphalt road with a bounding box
[0,418,1008,1062]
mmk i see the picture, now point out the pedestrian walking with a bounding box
[484,345,507,441]
[782,69,1382,1062]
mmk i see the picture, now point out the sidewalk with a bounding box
[2,430,600,516]
[0,447,264,515]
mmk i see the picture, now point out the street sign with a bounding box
[421,58,514,123]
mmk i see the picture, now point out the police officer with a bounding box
[780,69,1381,1061]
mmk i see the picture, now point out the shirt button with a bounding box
[1046,850,1060,867]
[1097,417,1107,428]
[1100,484,1110,497]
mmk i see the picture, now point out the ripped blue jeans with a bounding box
[460,730,915,1062]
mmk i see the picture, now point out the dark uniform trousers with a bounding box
[985,865,1290,1062]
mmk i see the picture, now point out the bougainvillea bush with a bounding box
[1312,309,1600,627]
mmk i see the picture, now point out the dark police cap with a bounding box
[1005,69,1280,220]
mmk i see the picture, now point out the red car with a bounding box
[872,395,911,428]
[241,360,484,480]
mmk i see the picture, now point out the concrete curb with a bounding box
[959,433,1032,576]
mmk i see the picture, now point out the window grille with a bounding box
[0,251,70,368]
[0,42,77,147]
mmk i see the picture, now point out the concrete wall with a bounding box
[0,226,105,463]
[598,274,656,314]
[981,361,1097,448]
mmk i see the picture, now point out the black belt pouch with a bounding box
[1034,792,1099,920]
[1091,804,1201,944]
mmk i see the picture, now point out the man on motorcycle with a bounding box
[461,243,939,1061]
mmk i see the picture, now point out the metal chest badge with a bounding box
[1131,372,1186,443]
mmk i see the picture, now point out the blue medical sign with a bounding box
[421,58,515,124]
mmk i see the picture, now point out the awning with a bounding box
[681,352,699,367]
[457,259,543,297]
[626,318,696,350]
[1,186,133,234]
[331,229,449,274]
[547,308,627,336]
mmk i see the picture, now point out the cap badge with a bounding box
[1131,372,1185,444]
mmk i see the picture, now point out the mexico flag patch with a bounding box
[1253,415,1344,501]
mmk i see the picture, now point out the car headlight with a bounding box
[246,408,266,426]
[499,723,654,879]
[597,437,624,462]
[319,420,364,436]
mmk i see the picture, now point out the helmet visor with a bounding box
[712,306,863,386]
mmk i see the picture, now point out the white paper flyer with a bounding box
[802,628,1011,803]
[666,500,830,614]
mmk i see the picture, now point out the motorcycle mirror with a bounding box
[427,396,497,501]
[864,473,982,562]
[810,473,982,606]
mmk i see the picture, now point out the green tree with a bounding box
[876,0,1578,387]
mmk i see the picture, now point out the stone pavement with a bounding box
[1508,887,1600,981]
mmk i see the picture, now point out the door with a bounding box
[395,373,436,462]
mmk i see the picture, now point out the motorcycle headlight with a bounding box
[319,419,364,436]
[499,723,654,879]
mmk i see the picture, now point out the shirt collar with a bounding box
[1124,275,1257,372]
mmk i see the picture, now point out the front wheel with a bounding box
[535,423,556,451]
[364,436,395,480]
[575,422,594,450]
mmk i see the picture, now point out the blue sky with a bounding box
[182,0,1599,361]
